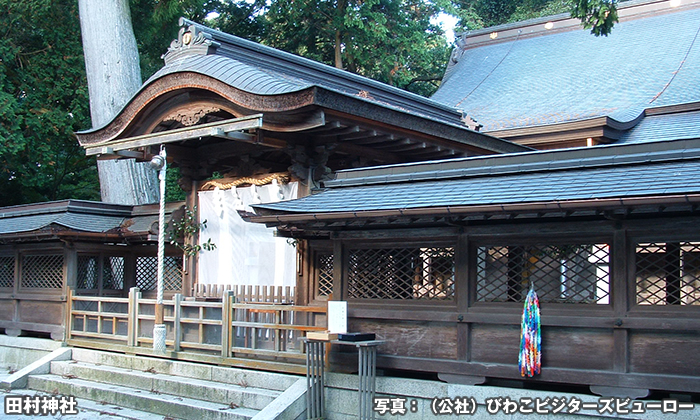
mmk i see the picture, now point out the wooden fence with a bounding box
[65,286,326,373]
[192,283,295,303]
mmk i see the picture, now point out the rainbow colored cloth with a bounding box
[519,288,541,377]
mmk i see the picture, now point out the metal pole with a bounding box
[153,147,167,354]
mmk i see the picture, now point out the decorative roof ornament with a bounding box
[461,112,483,132]
[441,32,468,84]
[162,17,220,65]
[162,106,221,127]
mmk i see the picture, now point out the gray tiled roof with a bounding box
[134,19,470,128]
[617,110,700,144]
[254,141,700,214]
[0,201,127,235]
[147,54,311,96]
[431,6,700,132]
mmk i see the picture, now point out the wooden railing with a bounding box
[66,287,326,373]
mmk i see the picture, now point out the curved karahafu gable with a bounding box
[75,18,529,180]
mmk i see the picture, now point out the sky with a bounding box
[433,12,460,45]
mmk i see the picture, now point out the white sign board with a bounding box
[327,301,348,334]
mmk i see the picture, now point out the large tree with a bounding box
[0,0,99,206]
[79,0,161,205]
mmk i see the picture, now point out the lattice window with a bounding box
[136,257,157,291]
[103,256,125,290]
[77,256,99,290]
[476,244,610,304]
[0,256,15,288]
[316,253,333,297]
[636,242,700,306]
[21,254,64,289]
[347,246,455,300]
[136,256,182,292]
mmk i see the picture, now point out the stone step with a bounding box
[50,360,279,410]
[28,374,260,420]
[71,347,300,391]
[4,388,166,420]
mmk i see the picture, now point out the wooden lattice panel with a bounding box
[77,256,99,290]
[136,256,182,292]
[347,247,455,300]
[136,257,157,291]
[164,256,182,291]
[476,244,610,304]
[0,256,15,288]
[102,256,125,290]
[317,253,333,297]
[636,242,700,306]
[21,254,64,289]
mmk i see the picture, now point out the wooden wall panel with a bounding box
[18,301,63,325]
[0,299,14,321]
[470,324,519,364]
[629,330,700,376]
[471,325,614,371]
[541,327,614,371]
[349,319,458,359]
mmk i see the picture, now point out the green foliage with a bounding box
[0,0,99,206]
[165,165,187,202]
[208,0,268,43]
[166,206,216,256]
[258,0,451,96]
[454,0,620,36]
[454,0,573,30]
[571,0,619,36]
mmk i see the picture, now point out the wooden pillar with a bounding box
[62,248,77,342]
[182,179,200,297]
[665,242,682,305]
[127,287,140,347]
[221,290,233,358]
[297,239,309,306]
[173,293,183,352]
[456,233,470,362]
[332,240,344,301]
[612,229,629,374]
[123,252,137,294]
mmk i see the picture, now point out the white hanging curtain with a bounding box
[197,181,298,287]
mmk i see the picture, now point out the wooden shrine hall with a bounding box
[0,0,699,399]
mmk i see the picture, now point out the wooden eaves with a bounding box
[247,194,700,227]
[84,114,263,159]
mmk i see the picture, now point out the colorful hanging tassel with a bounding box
[519,287,541,377]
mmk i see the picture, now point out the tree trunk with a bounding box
[334,29,343,69]
[334,0,347,70]
[79,0,159,205]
